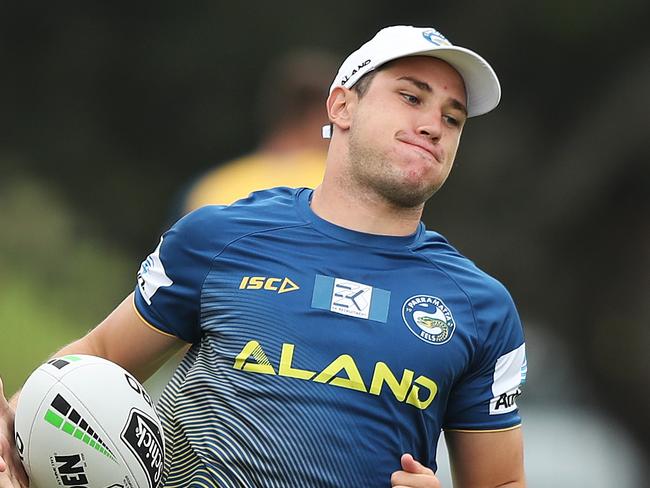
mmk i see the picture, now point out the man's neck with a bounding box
[310,178,424,237]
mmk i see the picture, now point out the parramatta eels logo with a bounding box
[422,29,452,47]
[402,295,456,345]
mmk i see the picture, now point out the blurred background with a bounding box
[1,1,648,486]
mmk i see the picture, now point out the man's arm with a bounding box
[445,427,525,488]
[0,292,186,487]
[53,292,187,382]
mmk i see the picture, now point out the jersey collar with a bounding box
[295,188,425,249]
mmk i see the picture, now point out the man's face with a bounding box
[345,56,468,208]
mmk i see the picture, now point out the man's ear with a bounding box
[326,86,356,135]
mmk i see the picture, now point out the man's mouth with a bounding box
[396,136,442,163]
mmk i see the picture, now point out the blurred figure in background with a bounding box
[178,48,338,213]
[147,48,339,406]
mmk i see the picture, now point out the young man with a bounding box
[0,25,526,487]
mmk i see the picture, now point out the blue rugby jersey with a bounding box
[134,187,527,488]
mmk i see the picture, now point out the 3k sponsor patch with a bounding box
[311,275,390,322]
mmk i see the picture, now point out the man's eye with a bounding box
[402,93,419,105]
[443,115,460,127]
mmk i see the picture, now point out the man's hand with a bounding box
[391,453,440,488]
[0,377,28,487]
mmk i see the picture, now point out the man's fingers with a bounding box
[391,471,440,488]
[0,377,27,486]
[0,453,28,487]
[400,453,434,475]
[391,454,439,487]
[0,467,26,488]
[0,445,28,487]
[0,378,10,416]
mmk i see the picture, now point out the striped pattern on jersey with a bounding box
[155,274,373,487]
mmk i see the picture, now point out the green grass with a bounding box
[0,174,134,395]
[0,276,94,393]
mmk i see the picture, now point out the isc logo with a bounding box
[239,276,299,294]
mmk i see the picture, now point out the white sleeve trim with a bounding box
[137,237,173,305]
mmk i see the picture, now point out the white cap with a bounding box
[322,25,501,138]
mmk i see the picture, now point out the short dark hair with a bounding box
[352,60,395,98]
[352,70,379,98]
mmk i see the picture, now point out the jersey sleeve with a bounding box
[443,282,527,431]
[134,206,220,343]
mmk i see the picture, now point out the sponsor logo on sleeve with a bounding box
[490,387,522,414]
[137,238,173,305]
[489,344,526,415]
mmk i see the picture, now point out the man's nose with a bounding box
[416,115,442,142]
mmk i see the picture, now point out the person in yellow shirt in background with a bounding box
[150,49,339,405]
[181,48,338,213]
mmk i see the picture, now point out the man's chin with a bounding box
[377,183,437,209]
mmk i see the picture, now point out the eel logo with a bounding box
[402,295,456,345]
[422,29,452,47]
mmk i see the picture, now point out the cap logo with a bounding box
[422,29,451,47]
[341,58,371,86]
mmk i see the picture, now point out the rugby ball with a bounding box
[14,355,165,488]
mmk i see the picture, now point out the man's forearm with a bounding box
[7,338,101,411]
[8,393,19,411]
[454,481,525,488]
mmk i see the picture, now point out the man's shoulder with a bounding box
[192,186,301,223]
[415,230,514,304]
[169,186,305,247]
[414,231,521,342]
